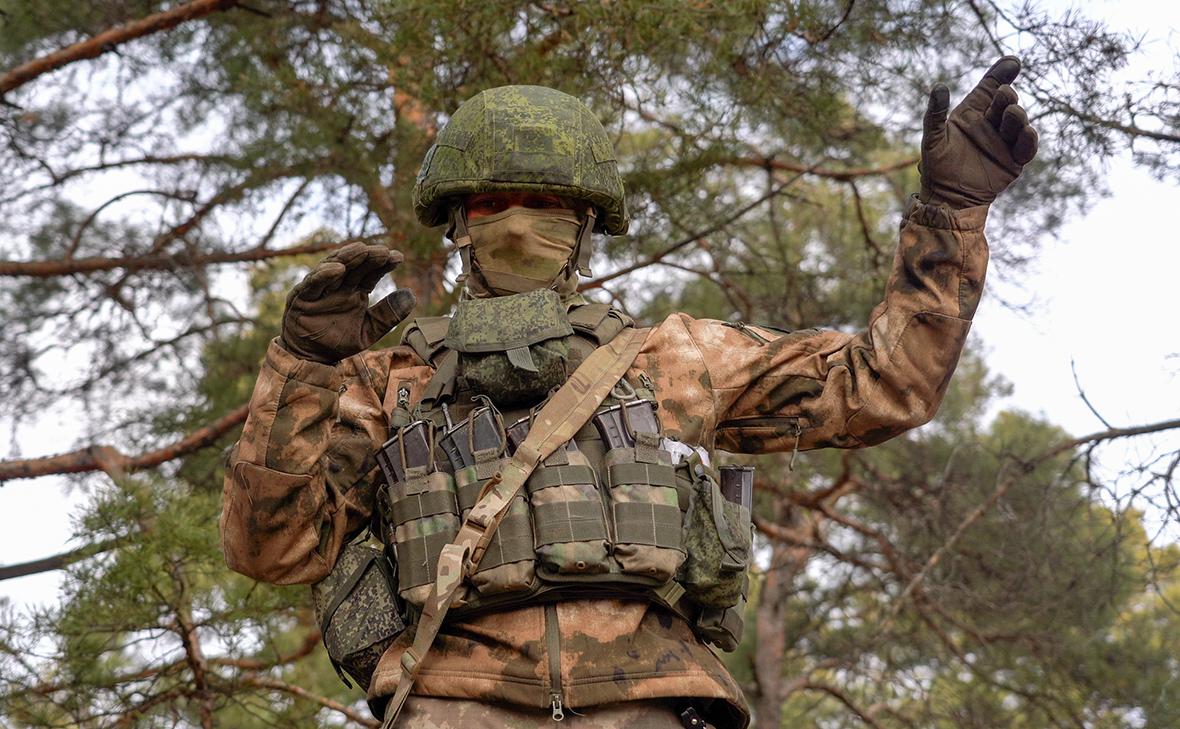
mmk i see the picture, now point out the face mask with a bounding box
[464,207,582,296]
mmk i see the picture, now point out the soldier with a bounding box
[220,57,1037,728]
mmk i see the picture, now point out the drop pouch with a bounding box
[311,541,406,691]
[680,460,753,609]
[445,288,574,406]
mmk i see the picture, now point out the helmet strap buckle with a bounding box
[573,206,596,277]
[450,206,476,286]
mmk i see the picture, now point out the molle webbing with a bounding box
[398,531,453,591]
[533,501,610,545]
[389,489,458,527]
[526,464,596,492]
[614,501,682,548]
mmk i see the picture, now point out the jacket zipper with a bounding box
[545,603,565,720]
[716,416,805,469]
[723,320,771,345]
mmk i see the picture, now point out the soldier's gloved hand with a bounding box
[919,56,1039,209]
[280,243,416,364]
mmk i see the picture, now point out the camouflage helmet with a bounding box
[412,85,629,235]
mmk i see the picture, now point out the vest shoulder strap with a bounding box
[401,316,452,366]
[567,302,634,345]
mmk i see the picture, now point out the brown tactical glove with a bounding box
[919,56,1039,209]
[280,242,416,364]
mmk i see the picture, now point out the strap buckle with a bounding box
[400,647,421,679]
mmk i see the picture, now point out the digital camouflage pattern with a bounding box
[412,85,629,235]
[220,197,990,727]
[447,288,574,405]
[445,288,573,353]
[311,543,404,689]
[681,477,751,608]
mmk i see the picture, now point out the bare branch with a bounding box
[0,537,122,581]
[0,0,241,95]
[847,181,886,266]
[806,0,856,45]
[0,404,248,482]
[237,675,379,728]
[725,154,918,181]
[0,234,389,277]
[797,680,886,729]
[1071,358,1113,429]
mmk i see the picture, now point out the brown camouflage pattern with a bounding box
[220,199,990,726]
[398,695,704,728]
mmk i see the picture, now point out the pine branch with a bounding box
[207,629,322,670]
[890,416,1180,617]
[0,0,241,95]
[0,404,248,482]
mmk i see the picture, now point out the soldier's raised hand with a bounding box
[281,243,416,364]
[919,56,1039,209]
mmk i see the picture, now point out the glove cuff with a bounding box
[904,194,989,231]
[270,337,344,384]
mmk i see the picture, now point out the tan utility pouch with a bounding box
[455,454,537,596]
[604,442,685,581]
[593,399,686,581]
[311,542,406,690]
[443,404,536,597]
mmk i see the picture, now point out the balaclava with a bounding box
[451,204,597,299]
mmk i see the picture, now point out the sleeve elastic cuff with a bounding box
[265,337,340,389]
[903,195,989,231]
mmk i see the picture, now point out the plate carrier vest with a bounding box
[375,295,753,651]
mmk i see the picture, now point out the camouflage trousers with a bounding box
[396,696,713,728]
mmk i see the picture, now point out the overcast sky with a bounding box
[3,2,1179,609]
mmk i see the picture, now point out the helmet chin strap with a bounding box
[448,204,475,290]
[448,203,597,297]
[572,206,596,277]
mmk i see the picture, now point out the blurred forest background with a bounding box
[1,1,1179,727]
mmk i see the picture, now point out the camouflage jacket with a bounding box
[220,200,989,724]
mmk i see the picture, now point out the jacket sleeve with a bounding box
[218,339,427,584]
[636,198,989,454]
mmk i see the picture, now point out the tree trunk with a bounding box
[752,501,815,728]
